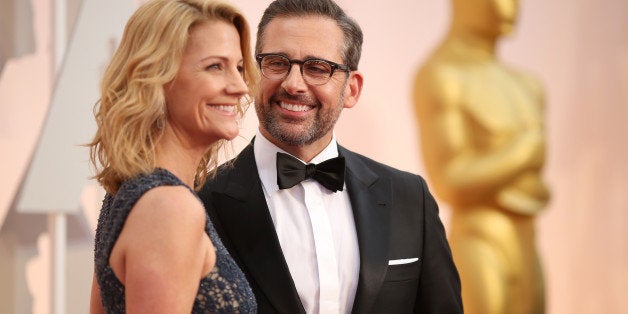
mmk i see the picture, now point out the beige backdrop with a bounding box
[0,0,626,313]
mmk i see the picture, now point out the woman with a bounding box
[88,0,258,312]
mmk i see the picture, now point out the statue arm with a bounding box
[415,67,545,206]
[495,73,550,213]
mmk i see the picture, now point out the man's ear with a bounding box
[342,71,363,109]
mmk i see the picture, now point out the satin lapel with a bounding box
[339,146,392,314]
[213,144,305,313]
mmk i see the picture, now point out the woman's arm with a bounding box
[110,186,216,313]
[90,271,105,314]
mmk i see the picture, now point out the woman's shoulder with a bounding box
[112,168,206,235]
[134,184,205,224]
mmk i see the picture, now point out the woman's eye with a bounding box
[206,63,221,71]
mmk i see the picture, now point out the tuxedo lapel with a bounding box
[212,143,390,313]
[339,146,392,314]
[211,144,305,313]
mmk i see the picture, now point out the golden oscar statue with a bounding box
[413,0,548,313]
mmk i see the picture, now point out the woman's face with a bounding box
[164,20,248,148]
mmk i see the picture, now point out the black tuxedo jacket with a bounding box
[198,143,462,313]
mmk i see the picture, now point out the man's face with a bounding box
[255,15,361,151]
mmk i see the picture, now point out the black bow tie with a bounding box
[276,152,345,192]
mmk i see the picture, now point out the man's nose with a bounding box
[281,63,308,93]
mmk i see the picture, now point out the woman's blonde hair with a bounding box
[88,0,258,194]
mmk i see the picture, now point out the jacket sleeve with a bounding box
[414,176,463,313]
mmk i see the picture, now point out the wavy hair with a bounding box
[88,0,258,194]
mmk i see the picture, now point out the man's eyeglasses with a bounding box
[256,53,352,86]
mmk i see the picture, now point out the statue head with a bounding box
[451,0,519,38]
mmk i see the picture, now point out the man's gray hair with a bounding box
[256,0,363,71]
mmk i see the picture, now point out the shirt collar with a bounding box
[254,129,339,193]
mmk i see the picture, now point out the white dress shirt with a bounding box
[254,130,360,314]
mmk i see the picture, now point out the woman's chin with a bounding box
[217,127,240,142]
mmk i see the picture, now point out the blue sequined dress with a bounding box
[94,168,256,313]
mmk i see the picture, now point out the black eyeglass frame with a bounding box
[255,53,352,85]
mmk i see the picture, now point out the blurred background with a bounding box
[1,0,626,313]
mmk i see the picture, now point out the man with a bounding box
[199,0,462,313]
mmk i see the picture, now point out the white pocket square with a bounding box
[388,257,419,265]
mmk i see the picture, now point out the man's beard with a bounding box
[255,89,345,147]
